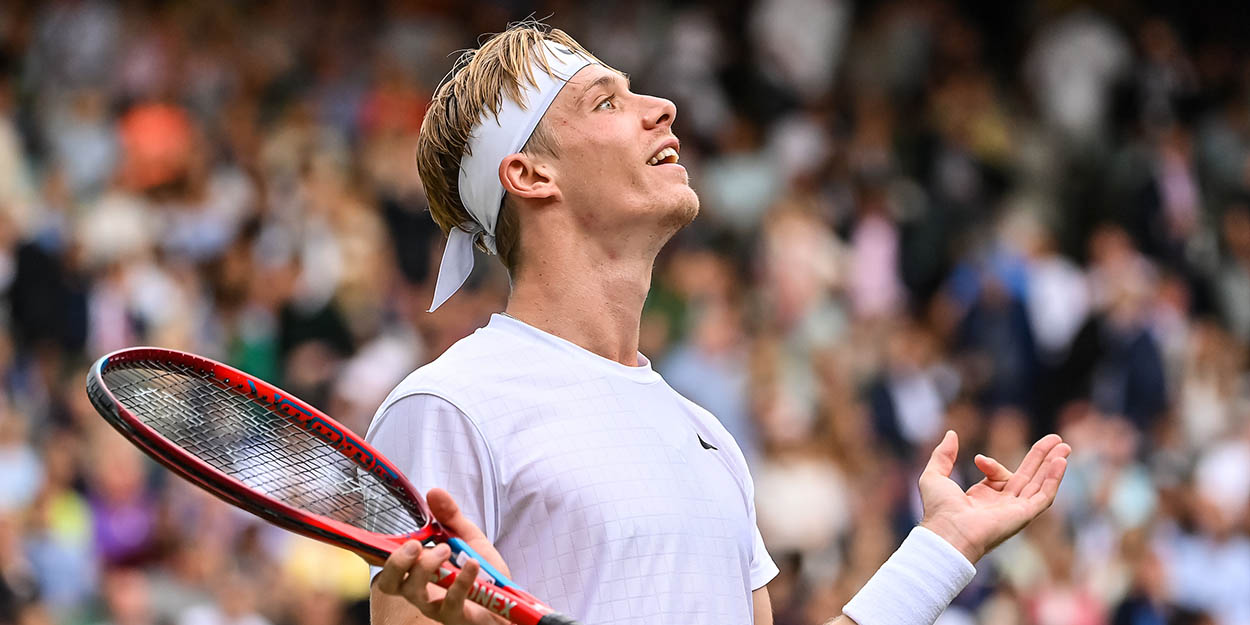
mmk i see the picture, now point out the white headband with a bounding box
[428,40,596,312]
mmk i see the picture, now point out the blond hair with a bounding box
[416,23,608,274]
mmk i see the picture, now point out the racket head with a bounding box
[86,347,435,565]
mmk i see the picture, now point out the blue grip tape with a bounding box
[446,537,525,592]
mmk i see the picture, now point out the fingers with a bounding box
[974,453,1013,488]
[375,540,421,595]
[1022,443,1071,500]
[1004,434,1062,496]
[1028,455,1069,511]
[436,558,479,622]
[429,488,487,542]
[397,543,453,617]
[923,430,960,480]
[428,488,513,582]
[376,540,495,624]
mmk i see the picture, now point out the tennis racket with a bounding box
[85,346,580,625]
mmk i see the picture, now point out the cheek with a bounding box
[564,143,641,193]
[548,115,651,199]
[566,117,635,168]
[560,131,616,176]
[563,149,624,198]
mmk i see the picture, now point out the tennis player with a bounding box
[367,23,1070,625]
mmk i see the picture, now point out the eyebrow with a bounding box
[579,72,630,105]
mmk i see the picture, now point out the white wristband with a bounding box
[841,526,976,625]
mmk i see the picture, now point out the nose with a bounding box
[643,95,677,130]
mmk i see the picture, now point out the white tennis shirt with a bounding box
[366,313,777,624]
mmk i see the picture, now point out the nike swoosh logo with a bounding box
[697,433,718,451]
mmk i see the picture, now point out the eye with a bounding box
[595,96,615,110]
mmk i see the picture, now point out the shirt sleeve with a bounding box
[365,392,499,582]
[746,463,779,590]
[687,397,779,591]
[749,523,779,590]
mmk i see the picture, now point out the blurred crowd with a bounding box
[1,1,1249,624]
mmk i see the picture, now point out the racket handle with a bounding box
[434,565,582,625]
[537,613,583,625]
[448,537,515,589]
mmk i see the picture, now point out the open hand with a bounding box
[374,489,510,624]
[918,431,1070,564]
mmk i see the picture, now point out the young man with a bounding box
[368,24,1070,625]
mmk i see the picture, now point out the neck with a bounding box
[505,234,657,367]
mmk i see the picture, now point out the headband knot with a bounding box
[465,221,497,256]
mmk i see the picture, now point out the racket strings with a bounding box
[103,361,423,536]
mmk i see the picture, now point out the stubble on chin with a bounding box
[658,188,700,234]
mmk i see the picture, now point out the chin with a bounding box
[660,187,700,231]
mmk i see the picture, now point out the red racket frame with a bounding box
[87,347,575,625]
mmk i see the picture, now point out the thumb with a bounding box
[427,488,511,579]
[924,430,959,479]
[427,488,487,542]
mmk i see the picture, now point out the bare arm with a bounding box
[824,431,1069,625]
[752,587,772,625]
[755,591,856,625]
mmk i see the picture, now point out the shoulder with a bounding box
[365,391,471,441]
[666,382,755,483]
[407,327,526,386]
[376,325,530,408]
[367,322,567,439]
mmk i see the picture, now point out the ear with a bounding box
[499,153,560,203]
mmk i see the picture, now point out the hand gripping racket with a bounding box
[86,347,581,625]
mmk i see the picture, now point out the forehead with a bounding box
[549,64,628,113]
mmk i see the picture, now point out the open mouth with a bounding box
[647,147,679,166]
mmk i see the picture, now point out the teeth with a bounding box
[647,147,679,165]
